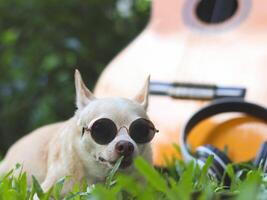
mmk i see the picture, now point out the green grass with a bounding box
[0,156,267,200]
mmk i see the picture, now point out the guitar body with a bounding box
[94,0,267,166]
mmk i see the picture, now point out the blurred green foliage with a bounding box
[0,0,150,154]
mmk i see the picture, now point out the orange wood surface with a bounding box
[94,0,267,166]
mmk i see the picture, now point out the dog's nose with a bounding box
[115,140,134,156]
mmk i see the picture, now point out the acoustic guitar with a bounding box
[94,0,267,166]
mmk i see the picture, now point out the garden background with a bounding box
[0,0,150,156]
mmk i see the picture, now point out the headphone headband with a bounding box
[180,98,267,162]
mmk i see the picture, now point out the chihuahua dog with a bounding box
[0,70,157,195]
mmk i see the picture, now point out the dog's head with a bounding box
[73,70,156,176]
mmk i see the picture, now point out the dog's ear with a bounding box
[75,69,95,109]
[134,75,150,110]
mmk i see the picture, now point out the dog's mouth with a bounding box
[98,156,133,169]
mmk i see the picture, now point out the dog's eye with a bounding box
[90,118,117,145]
[129,118,158,144]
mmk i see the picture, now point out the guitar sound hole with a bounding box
[196,0,238,24]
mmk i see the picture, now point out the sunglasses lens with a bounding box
[91,118,116,145]
[129,118,156,144]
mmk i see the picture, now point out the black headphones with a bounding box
[180,98,267,185]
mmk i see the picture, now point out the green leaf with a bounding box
[18,172,27,200]
[32,176,44,199]
[116,174,140,196]
[42,186,53,200]
[53,177,69,200]
[91,185,117,200]
[1,29,19,45]
[4,189,20,200]
[105,156,124,189]
[134,157,168,193]
[41,54,61,71]
[236,170,262,200]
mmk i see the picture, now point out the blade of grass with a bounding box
[134,157,168,193]
[105,156,124,189]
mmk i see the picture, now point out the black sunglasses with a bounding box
[82,118,158,145]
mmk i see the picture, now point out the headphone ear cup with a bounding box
[254,142,267,172]
[195,144,232,185]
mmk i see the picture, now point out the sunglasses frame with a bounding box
[82,118,159,145]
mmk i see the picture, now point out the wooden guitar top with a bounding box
[94,0,267,166]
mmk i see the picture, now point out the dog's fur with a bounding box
[0,70,152,194]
